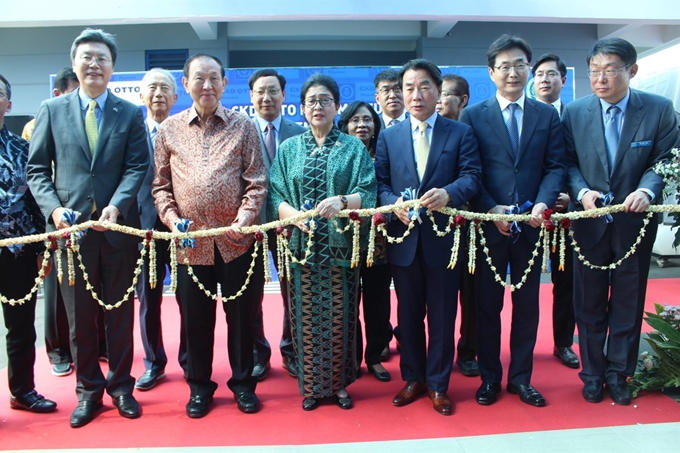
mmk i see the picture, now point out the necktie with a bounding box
[388,119,399,127]
[506,103,519,159]
[415,122,430,180]
[265,123,277,162]
[85,99,99,155]
[150,125,157,147]
[604,105,621,173]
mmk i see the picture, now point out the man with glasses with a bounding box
[562,37,679,406]
[28,28,149,427]
[248,69,305,381]
[460,35,565,408]
[531,54,580,371]
[0,73,58,416]
[374,69,408,129]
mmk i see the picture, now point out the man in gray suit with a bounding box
[134,68,188,391]
[27,28,149,427]
[563,37,679,406]
[248,69,305,380]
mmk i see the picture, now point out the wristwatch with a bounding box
[339,195,348,210]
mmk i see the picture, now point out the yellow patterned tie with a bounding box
[85,99,98,155]
[415,121,430,180]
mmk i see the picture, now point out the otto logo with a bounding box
[526,79,537,100]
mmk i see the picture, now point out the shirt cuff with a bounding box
[576,188,590,204]
[639,188,655,202]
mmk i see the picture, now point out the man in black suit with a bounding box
[134,68,188,391]
[374,69,408,130]
[0,73,57,415]
[531,54,580,370]
[248,69,306,380]
[375,59,482,416]
[28,28,149,427]
[460,35,565,408]
[563,37,679,406]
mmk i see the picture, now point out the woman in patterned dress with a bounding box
[268,74,377,411]
[338,101,393,383]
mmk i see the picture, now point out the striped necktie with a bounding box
[604,105,621,174]
[506,103,519,159]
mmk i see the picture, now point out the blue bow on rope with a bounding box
[401,187,422,223]
[300,199,316,230]
[61,209,87,243]
[505,200,533,243]
[175,219,196,249]
[595,192,615,224]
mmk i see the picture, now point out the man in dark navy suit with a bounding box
[375,59,481,416]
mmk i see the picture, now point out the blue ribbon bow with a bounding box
[61,209,87,243]
[505,200,534,243]
[596,192,615,224]
[175,219,196,249]
[401,187,422,223]
[300,199,316,230]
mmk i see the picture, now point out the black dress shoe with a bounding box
[507,383,546,407]
[234,391,261,414]
[368,364,391,382]
[582,380,604,403]
[334,393,353,410]
[457,359,481,377]
[281,356,298,378]
[380,346,391,362]
[553,346,580,369]
[476,381,501,405]
[607,382,632,405]
[10,390,57,413]
[186,395,213,418]
[135,369,166,391]
[112,394,141,419]
[251,362,271,381]
[70,400,103,428]
[302,397,318,411]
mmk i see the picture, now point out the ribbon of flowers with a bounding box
[541,209,556,273]
[255,230,272,283]
[366,213,386,267]
[426,210,456,238]
[468,219,480,274]
[279,219,316,267]
[0,247,52,306]
[447,214,467,269]
[145,230,157,289]
[569,212,653,271]
[169,238,178,293]
[332,211,363,268]
[275,226,291,280]
[558,218,571,271]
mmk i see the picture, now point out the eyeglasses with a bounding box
[349,116,374,125]
[254,88,281,97]
[304,98,334,108]
[534,70,560,79]
[378,85,402,96]
[79,54,112,67]
[494,63,529,74]
[587,65,631,79]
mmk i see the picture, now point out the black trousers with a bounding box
[550,238,575,348]
[0,245,40,396]
[136,233,187,374]
[58,231,137,401]
[356,261,392,366]
[177,244,263,397]
[457,265,477,362]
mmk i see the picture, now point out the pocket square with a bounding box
[631,140,652,148]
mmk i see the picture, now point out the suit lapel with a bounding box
[67,91,92,162]
[421,116,449,186]
[518,99,539,162]
[398,121,420,185]
[585,96,611,174]
[482,98,514,160]
[95,92,123,164]
[613,90,644,173]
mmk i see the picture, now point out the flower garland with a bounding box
[0,248,51,306]
[467,219,480,274]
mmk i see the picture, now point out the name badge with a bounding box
[631,140,652,148]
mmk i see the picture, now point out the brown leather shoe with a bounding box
[428,390,452,416]
[392,380,427,406]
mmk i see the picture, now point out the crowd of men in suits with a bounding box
[0,27,678,426]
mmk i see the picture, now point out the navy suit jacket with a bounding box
[562,89,679,249]
[460,96,566,245]
[375,115,482,268]
[137,128,161,230]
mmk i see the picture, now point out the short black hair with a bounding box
[54,68,78,93]
[587,37,637,67]
[183,53,225,79]
[0,74,11,100]
[532,53,567,77]
[487,34,532,68]
[248,69,287,91]
[299,73,340,106]
[337,101,382,154]
[373,69,400,90]
[442,74,470,97]
[398,59,443,88]
[70,28,118,66]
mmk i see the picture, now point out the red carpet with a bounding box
[1,279,679,449]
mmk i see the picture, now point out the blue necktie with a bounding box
[604,105,621,174]
[506,103,519,159]
[388,119,399,127]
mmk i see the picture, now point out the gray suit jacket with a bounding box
[254,116,306,223]
[27,88,149,249]
[562,89,680,249]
